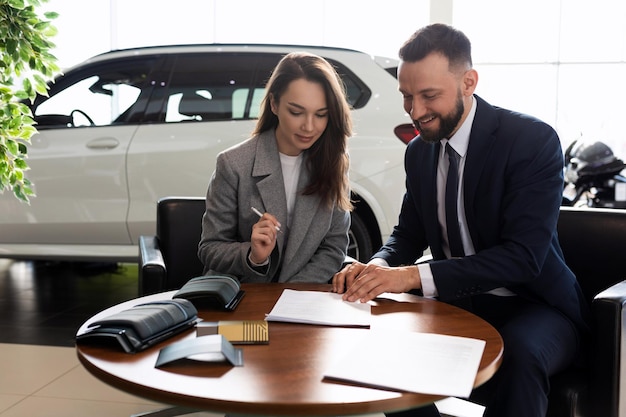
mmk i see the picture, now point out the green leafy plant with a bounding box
[0,0,59,203]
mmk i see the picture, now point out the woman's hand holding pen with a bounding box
[250,207,281,264]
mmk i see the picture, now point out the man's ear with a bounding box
[462,69,478,96]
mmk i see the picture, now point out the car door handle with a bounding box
[86,137,120,150]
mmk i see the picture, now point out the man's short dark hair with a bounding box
[399,23,472,71]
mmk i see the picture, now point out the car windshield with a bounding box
[35,76,143,126]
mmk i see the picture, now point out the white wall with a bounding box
[42,0,626,159]
[43,0,429,69]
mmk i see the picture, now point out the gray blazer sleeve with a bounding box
[198,149,264,280]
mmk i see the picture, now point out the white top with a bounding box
[279,152,303,229]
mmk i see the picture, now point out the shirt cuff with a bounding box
[371,257,436,297]
[368,257,389,267]
[248,252,269,267]
[418,263,438,298]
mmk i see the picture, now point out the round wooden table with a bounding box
[76,283,503,416]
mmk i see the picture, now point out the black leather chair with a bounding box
[547,206,626,417]
[138,196,206,296]
[139,198,626,417]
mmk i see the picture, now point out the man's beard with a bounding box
[416,93,464,144]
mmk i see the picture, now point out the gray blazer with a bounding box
[198,130,350,283]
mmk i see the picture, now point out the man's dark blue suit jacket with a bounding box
[373,95,589,336]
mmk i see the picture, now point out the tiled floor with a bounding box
[0,259,221,417]
[0,259,138,347]
[0,258,481,417]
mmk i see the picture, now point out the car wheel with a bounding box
[348,213,373,262]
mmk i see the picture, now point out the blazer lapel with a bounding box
[422,142,440,226]
[415,140,444,257]
[463,96,498,240]
[280,164,320,269]
[252,130,288,250]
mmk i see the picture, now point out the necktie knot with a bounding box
[446,143,460,169]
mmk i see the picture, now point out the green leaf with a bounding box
[19,46,31,62]
[32,73,47,86]
[10,122,22,133]
[50,61,60,72]
[6,38,18,54]
[8,0,26,9]
[22,77,33,96]
[13,185,30,204]
[8,116,21,130]
[19,126,36,139]
[15,158,28,169]
[43,25,58,37]
[23,184,35,197]
[9,100,21,112]
[34,79,49,96]
[6,139,19,156]
[34,21,49,30]
[17,102,32,114]
[14,90,29,100]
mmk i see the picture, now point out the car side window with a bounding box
[32,59,157,128]
[327,59,371,110]
[163,53,280,123]
[160,52,370,124]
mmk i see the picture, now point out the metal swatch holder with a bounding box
[155,334,243,367]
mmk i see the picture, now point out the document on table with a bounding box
[265,289,371,327]
[324,330,486,398]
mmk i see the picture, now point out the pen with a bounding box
[251,207,281,232]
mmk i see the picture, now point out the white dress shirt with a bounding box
[418,96,477,297]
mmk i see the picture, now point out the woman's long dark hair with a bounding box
[253,52,353,211]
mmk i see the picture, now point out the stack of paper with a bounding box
[265,289,371,327]
[324,330,486,398]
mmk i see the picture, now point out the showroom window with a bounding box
[454,0,626,157]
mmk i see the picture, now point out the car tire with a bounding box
[348,213,373,262]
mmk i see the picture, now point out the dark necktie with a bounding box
[445,143,465,257]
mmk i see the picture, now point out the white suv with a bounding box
[0,44,414,262]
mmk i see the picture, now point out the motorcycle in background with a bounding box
[562,139,626,208]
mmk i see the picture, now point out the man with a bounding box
[332,23,589,417]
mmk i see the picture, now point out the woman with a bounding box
[198,52,353,283]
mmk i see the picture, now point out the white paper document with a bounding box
[324,330,486,398]
[265,289,371,327]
